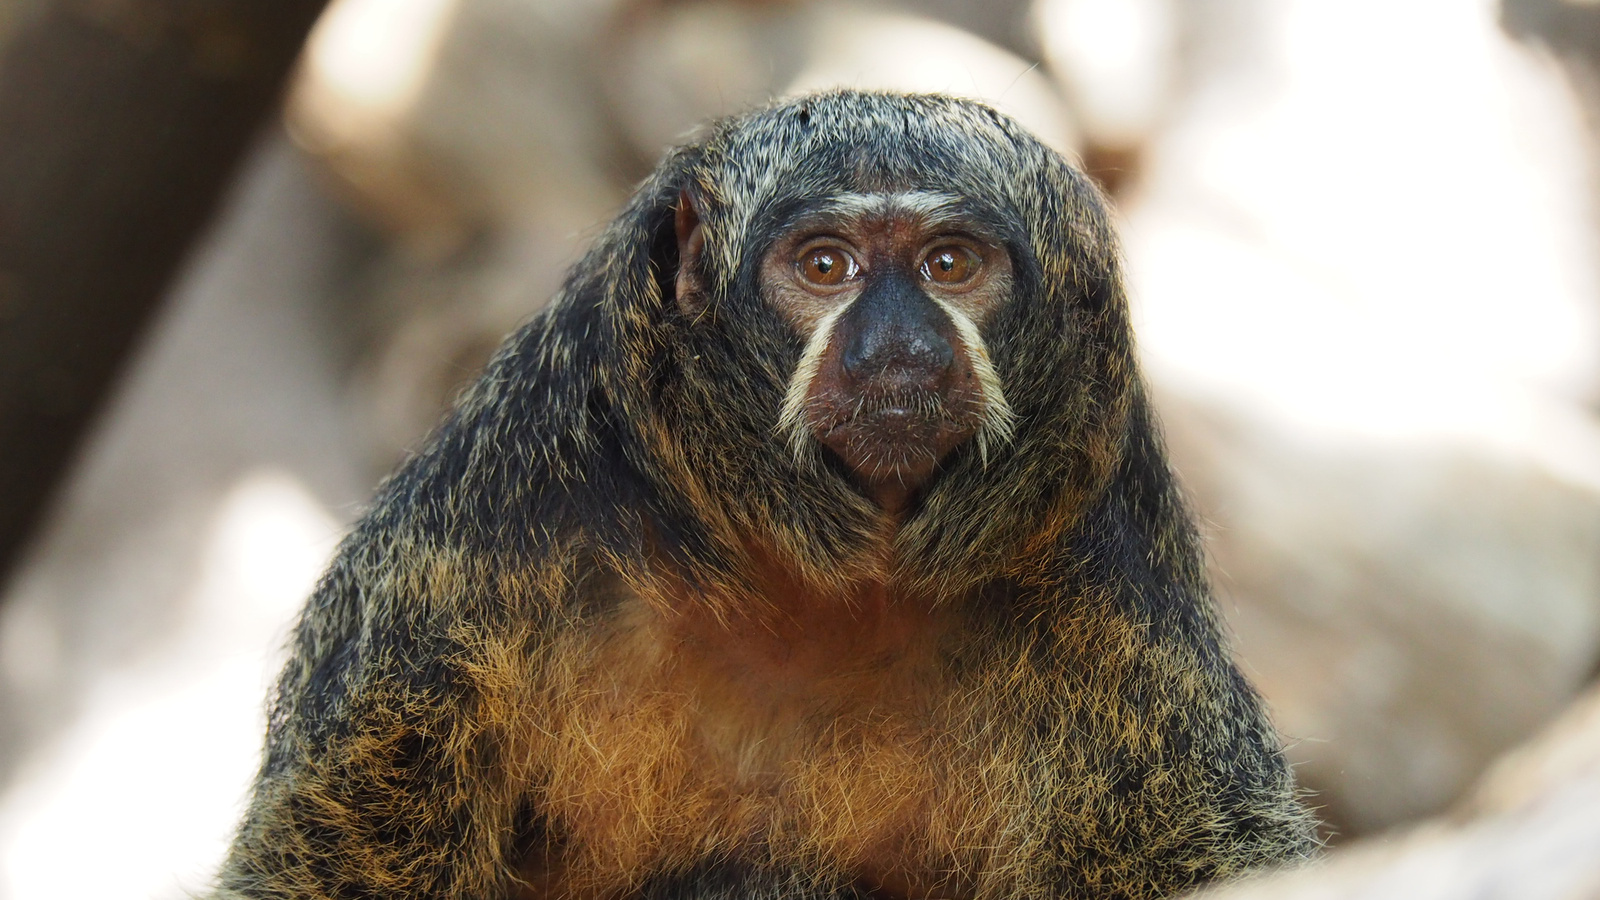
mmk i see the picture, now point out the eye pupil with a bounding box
[799,247,852,286]
[925,246,977,284]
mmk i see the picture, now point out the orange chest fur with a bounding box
[523,579,1016,899]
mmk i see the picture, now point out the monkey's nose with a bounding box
[837,276,956,388]
[840,326,954,386]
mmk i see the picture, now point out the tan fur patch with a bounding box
[514,569,1024,900]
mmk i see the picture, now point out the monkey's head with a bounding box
[581,91,1136,594]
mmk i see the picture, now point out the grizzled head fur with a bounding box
[503,91,1139,601]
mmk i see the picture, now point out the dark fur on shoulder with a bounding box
[217,91,1317,900]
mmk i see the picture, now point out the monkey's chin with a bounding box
[817,410,975,512]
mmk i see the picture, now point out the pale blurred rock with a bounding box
[1033,0,1179,150]
[1183,685,1600,899]
[1160,391,1600,836]
[288,0,630,246]
[608,0,1079,158]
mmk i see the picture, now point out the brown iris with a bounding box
[799,247,853,286]
[922,246,979,285]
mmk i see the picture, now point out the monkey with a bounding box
[215,90,1318,900]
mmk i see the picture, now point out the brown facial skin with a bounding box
[678,191,1013,515]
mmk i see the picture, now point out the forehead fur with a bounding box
[687,91,1105,292]
[807,191,966,228]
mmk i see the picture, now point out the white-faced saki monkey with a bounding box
[217,90,1317,900]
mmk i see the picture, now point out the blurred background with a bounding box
[0,0,1598,898]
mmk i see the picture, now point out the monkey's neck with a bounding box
[675,581,945,695]
[865,481,914,518]
[653,542,951,695]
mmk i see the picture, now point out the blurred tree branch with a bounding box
[0,0,331,591]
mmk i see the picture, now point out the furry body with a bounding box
[218,91,1316,900]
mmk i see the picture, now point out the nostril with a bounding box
[840,329,870,381]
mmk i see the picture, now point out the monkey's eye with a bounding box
[798,247,855,287]
[922,246,980,285]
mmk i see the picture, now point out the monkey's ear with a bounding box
[674,188,708,316]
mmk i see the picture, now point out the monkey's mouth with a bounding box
[812,388,979,487]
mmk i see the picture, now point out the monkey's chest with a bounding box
[526,593,1011,899]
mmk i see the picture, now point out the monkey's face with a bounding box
[744,193,1016,512]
